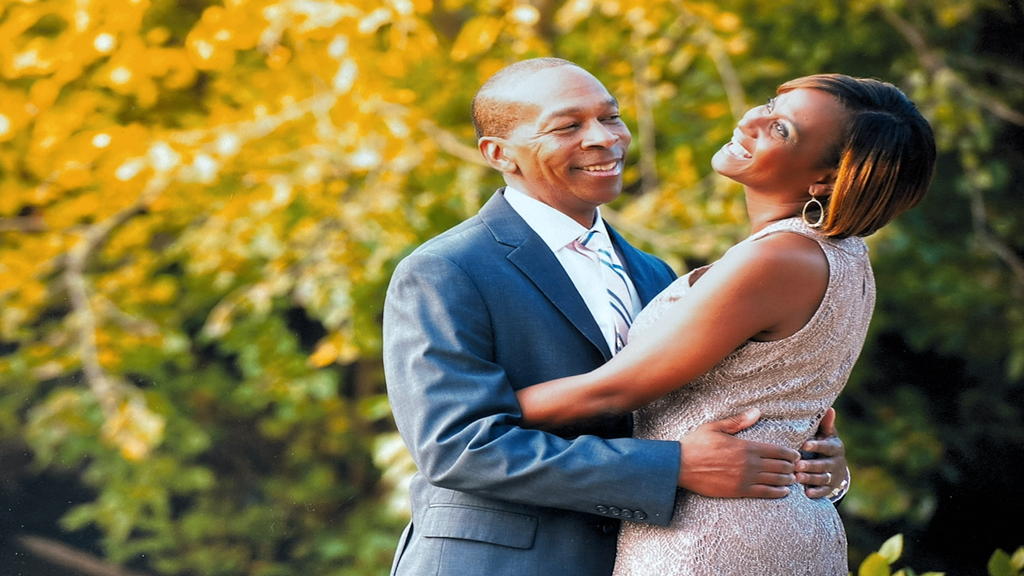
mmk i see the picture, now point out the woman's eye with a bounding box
[773,121,789,139]
[766,97,776,113]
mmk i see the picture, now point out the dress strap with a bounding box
[748,218,867,257]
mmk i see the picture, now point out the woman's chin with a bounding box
[710,151,736,180]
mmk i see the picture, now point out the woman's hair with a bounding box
[779,74,936,238]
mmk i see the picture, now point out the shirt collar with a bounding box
[503,187,609,252]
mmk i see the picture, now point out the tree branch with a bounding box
[632,42,660,194]
[418,119,486,165]
[880,6,1024,290]
[950,52,1024,86]
[56,89,352,457]
[703,33,747,123]
[967,176,1024,289]
[881,6,1024,128]
[18,535,152,576]
[0,216,47,232]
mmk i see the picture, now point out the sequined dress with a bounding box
[613,218,874,576]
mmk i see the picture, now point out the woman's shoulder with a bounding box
[706,224,830,316]
[727,222,828,276]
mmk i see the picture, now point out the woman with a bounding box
[516,74,936,575]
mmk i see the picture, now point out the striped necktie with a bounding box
[576,230,634,353]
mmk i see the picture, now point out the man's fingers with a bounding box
[678,415,806,498]
[746,485,793,499]
[803,486,832,499]
[794,471,832,486]
[710,408,761,435]
[800,437,842,457]
[756,472,797,487]
[818,407,836,437]
[796,457,829,474]
[750,441,800,464]
[797,410,848,497]
[759,457,798,475]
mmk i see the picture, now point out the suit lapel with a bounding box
[480,191,613,360]
[607,224,668,306]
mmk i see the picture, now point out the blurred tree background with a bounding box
[0,0,1021,574]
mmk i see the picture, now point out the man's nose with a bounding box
[581,119,620,148]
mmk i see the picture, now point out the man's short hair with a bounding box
[471,58,580,139]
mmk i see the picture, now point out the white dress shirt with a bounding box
[504,187,641,353]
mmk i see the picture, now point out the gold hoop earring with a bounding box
[802,196,824,228]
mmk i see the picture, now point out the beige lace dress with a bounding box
[613,218,874,576]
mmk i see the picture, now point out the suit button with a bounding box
[596,505,608,514]
[633,510,647,520]
[609,507,621,516]
[620,509,633,518]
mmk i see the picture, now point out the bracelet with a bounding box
[827,466,851,502]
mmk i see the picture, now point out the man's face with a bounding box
[495,66,632,227]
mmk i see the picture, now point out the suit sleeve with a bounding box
[384,250,680,525]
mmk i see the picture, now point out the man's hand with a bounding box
[678,408,798,498]
[796,407,849,499]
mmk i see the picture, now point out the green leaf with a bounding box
[990,549,1013,576]
[879,534,905,564]
[860,553,893,576]
[1011,547,1024,572]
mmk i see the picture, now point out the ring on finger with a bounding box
[824,471,832,485]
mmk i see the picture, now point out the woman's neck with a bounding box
[744,194,804,234]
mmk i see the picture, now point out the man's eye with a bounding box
[556,123,579,131]
[603,114,622,122]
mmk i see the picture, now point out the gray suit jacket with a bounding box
[384,190,681,576]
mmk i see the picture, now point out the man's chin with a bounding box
[590,184,624,205]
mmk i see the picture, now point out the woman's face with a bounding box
[711,87,847,197]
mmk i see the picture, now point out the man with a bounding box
[384,58,847,576]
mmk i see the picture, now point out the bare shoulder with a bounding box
[708,230,829,340]
[716,230,827,280]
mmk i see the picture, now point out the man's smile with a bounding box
[576,160,621,173]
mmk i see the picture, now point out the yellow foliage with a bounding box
[147,277,178,305]
[102,397,166,461]
[309,340,340,368]
[700,101,730,119]
[0,87,31,142]
[451,15,502,61]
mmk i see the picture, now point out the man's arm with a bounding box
[384,251,681,524]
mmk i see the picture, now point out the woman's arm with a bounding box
[517,232,829,428]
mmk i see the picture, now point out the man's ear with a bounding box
[479,137,518,173]
[809,168,838,198]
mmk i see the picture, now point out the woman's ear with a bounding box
[809,168,838,198]
[479,137,518,173]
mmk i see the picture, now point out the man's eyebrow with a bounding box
[539,98,620,121]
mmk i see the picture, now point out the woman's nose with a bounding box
[736,105,764,132]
